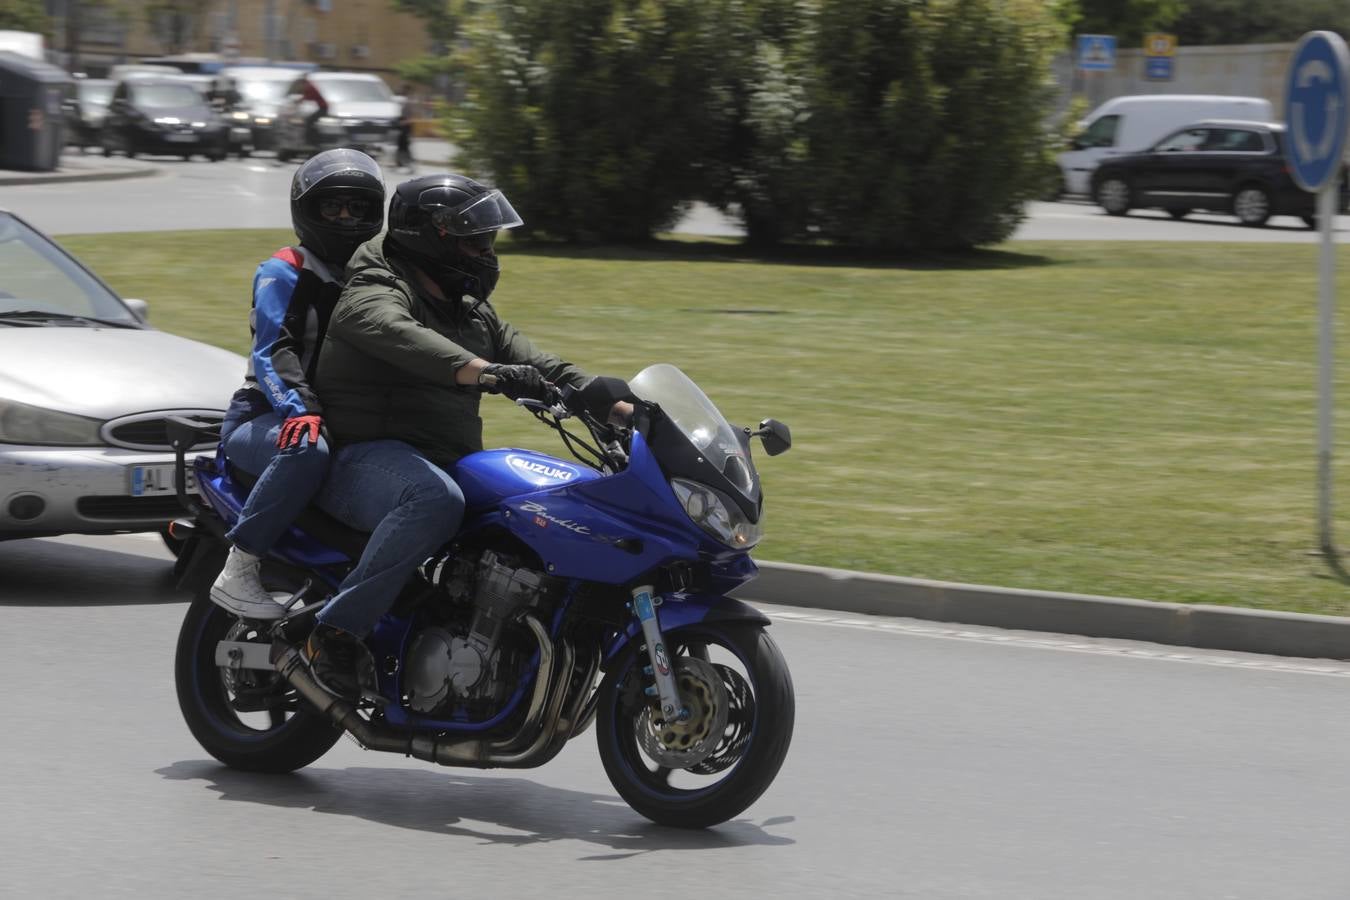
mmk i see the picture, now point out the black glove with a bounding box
[479,363,550,401]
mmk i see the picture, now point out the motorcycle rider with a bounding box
[209,149,386,619]
[289,173,628,697]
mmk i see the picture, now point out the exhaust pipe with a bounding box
[273,615,570,768]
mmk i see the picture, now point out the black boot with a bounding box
[303,624,370,700]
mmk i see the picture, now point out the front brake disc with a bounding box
[635,656,729,769]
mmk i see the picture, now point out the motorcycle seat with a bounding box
[227,462,371,560]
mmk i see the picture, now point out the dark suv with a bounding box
[100,76,228,161]
[1091,119,1348,228]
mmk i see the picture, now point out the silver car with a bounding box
[0,209,244,548]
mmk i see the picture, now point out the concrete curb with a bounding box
[742,560,1350,661]
[0,162,159,187]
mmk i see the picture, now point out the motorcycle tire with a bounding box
[597,622,794,828]
[175,575,341,773]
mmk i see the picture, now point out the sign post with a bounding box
[1285,30,1350,564]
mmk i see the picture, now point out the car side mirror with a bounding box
[124,298,149,322]
[751,418,791,456]
[1069,136,1086,151]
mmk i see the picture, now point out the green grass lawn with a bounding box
[54,230,1350,615]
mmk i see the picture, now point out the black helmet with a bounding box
[385,173,523,303]
[290,149,386,269]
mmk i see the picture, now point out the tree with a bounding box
[1173,0,1350,46]
[1058,0,1184,46]
[450,0,728,242]
[0,0,50,34]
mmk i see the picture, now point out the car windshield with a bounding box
[0,215,137,324]
[131,83,202,109]
[629,364,758,498]
[78,82,114,107]
[238,79,289,102]
[317,78,392,103]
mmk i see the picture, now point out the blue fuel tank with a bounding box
[453,449,602,510]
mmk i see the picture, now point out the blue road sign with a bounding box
[1077,34,1116,72]
[1145,57,1173,81]
[1285,31,1350,192]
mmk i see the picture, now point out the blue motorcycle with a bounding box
[169,364,795,828]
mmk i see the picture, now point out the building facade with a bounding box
[44,0,433,78]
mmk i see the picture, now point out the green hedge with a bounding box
[449,0,1064,251]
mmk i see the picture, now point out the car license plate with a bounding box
[165,133,198,143]
[130,463,196,496]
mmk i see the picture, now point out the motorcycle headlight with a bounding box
[670,478,762,549]
[0,400,103,445]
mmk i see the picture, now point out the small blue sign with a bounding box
[1077,34,1116,72]
[1145,56,1173,81]
[1285,30,1350,192]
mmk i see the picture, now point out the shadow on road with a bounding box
[158,759,795,855]
[0,538,183,606]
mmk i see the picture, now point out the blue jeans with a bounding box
[314,440,465,637]
[221,412,331,557]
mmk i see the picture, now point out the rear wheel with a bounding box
[1167,208,1190,220]
[1233,185,1272,227]
[175,563,340,773]
[1097,177,1131,216]
[597,623,794,828]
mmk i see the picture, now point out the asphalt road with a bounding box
[3,533,1350,899]
[4,150,1347,242]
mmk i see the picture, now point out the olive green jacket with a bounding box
[315,236,587,468]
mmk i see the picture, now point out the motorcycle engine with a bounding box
[404,549,564,718]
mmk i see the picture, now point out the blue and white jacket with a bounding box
[221,245,344,433]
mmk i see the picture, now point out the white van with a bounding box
[1058,94,1274,195]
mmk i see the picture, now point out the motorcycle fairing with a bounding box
[491,431,757,585]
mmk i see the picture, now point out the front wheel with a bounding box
[175,565,340,773]
[597,623,794,828]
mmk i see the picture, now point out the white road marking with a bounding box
[761,606,1350,678]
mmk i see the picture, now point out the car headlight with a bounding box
[230,111,251,122]
[254,117,272,125]
[670,478,762,548]
[0,400,103,445]
[317,115,342,128]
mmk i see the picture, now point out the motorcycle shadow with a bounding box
[158,759,795,852]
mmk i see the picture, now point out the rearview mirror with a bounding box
[753,418,791,456]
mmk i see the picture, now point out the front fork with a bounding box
[630,585,690,723]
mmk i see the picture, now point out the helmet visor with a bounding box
[425,188,523,236]
[293,148,383,200]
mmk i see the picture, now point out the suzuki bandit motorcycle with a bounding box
[169,364,795,828]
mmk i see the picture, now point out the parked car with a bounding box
[62,77,115,153]
[100,76,229,161]
[273,71,400,161]
[216,66,296,156]
[0,209,243,547]
[1060,94,1273,196]
[1090,120,1348,228]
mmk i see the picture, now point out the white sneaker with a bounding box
[209,547,285,620]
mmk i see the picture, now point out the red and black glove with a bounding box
[478,363,551,402]
[277,414,323,449]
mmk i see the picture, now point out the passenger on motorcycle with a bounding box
[289,173,628,698]
[209,149,385,620]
